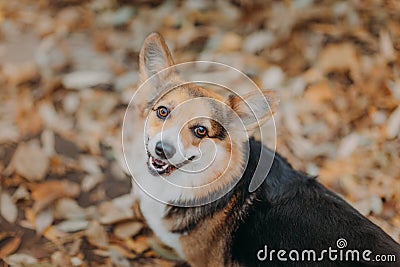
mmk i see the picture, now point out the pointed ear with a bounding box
[229,90,279,130]
[139,32,175,82]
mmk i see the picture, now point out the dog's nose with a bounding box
[155,141,175,159]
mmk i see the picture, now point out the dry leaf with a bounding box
[62,71,113,90]
[35,208,54,234]
[4,253,38,266]
[2,0,400,264]
[317,43,360,76]
[1,191,18,223]
[55,219,89,233]
[0,236,22,258]
[51,251,72,267]
[125,236,149,254]
[41,129,55,156]
[11,185,30,202]
[109,247,131,267]
[42,226,68,245]
[386,106,400,139]
[81,174,104,192]
[379,30,395,62]
[85,221,109,249]
[11,140,49,181]
[304,81,333,104]
[54,198,87,220]
[114,221,143,239]
[98,196,133,225]
[32,180,80,213]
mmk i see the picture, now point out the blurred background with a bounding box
[0,0,399,266]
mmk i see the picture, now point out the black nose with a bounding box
[155,141,176,159]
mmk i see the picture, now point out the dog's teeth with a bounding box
[161,164,169,171]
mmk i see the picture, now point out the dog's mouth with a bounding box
[147,155,176,176]
[147,153,195,176]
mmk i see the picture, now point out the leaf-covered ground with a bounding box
[1,0,399,266]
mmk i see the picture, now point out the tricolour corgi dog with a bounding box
[125,33,400,267]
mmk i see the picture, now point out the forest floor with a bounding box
[0,0,400,266]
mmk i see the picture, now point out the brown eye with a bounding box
[156,106,169,119]
[193,126,208,138]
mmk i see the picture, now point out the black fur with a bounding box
[167,138,400,266]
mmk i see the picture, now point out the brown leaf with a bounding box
[114,221,143,239]
[0,191,18,223]
[32,180,80,213]
[85,221,109,249]
[11,140,49,181]
[125,236,149,254]
[35,208,54,234]
[51,251,72,267]
[0,236,22,258]
[304,81,333,104]
[98,196,133,225]
[317,43,360,76]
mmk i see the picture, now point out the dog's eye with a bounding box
[193,126,208,138]
[156,106,169,119]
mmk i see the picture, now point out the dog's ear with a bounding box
[228,89,279,131]
[139,33,175,82]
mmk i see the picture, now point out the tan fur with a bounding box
[162,193,249,267]
[179,209,229,267]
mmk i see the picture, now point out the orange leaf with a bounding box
[0,236,22,258]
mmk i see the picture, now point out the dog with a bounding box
[124,33,400,267]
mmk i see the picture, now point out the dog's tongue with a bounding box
[153,157,167,166]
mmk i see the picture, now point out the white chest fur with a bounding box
[138,190,184,258]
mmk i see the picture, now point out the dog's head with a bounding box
[134,33,279,199]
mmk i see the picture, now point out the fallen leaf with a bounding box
[0,236,22,258]
[304,81,333,104]
[42,226,68,245]
[98,196,133,225]
[337,133,360,158]
[11,140,49,181]
[32,180,80,213]
[0,191,18,223]
[85,221,109,249]
[51,251,72,267]
[386,106,400,139]
[261,66,285,89]
[55,219,89,233]
[379,30,395,62]
[4,253,38,266]
[35,208,54,234]
[62,71,113,90]
[54,198,87,220]
[125,236,149,254]
[317,43,360,76]
[41,129,55,156]
[68,238,82,256]
[70,256,83,267]
[114,221,143,239]
[81,174,104,192]
[11,185,30,202]
[109,247,131,267]
[80,155,103,175]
